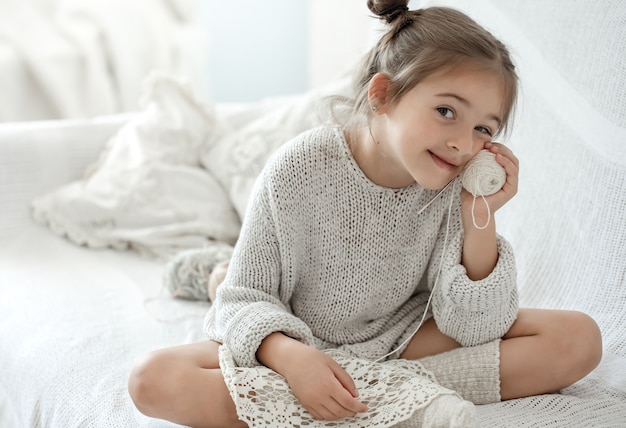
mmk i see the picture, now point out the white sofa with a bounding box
[1,1,625,427]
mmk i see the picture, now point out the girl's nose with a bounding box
[446,131,474,155]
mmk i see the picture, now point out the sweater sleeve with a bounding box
[203,169,316,367]
[428,203,519,347]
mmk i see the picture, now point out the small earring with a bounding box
[371,105,378,112]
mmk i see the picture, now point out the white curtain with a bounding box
[0,0,209,122]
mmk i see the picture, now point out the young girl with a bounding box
[129,2,602,426]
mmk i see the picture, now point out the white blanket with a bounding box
[0,226,207,428]
[1,0,625,426]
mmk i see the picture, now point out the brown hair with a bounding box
[332,0,518,138]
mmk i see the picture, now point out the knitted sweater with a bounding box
[204,126,519,368]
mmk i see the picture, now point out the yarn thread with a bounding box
[363,152,505,365]
[350,179,458,376]
[461,150,506,230]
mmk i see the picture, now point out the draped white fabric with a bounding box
[429,0,626,425]
[0,0,208,122]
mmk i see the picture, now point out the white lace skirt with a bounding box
[219,346,478,427]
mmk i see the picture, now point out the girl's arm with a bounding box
[460,216,498,280]
[426,142,520,347]
[460,142,519,280]
[257,333,367,420]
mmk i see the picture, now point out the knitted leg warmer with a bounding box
[162,244,233,301]
[418,339,501,405]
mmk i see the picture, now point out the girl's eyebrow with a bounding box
[435,93,502,127]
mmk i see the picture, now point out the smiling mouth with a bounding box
[429,151,457,170]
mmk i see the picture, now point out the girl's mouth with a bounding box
[429,151,457,170]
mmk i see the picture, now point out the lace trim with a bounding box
[219,346,475,427]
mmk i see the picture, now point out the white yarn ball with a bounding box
[461,149,506,196]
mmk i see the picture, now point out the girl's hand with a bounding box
[282,345,368,421]
[257,333,368,421]
[459,142,518,279]
[460,141,519,227]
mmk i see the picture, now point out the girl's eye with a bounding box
[475,126,492,136]
[437,107,454,119]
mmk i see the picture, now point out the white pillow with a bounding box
[202,77,352,220]
[32,72,240,259]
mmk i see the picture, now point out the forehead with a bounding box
[410,66,506,117]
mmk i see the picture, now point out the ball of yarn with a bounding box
[461,150,506,196]
[163,244,234,301]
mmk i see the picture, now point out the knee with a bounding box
[128,351,172,415]
[554,311,603,379]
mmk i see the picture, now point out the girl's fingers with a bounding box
[496,153,518,187]
[484,142,519,196]
[298,364,367,421]
[309,395,359,421]
[323,400,357,420]
[307,407,323,420]
[330,362,358,396]
[332,387,368,415]
[330,369,368,414]
[486,142,519,169]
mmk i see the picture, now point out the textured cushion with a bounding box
[200,77,351,220]
[31,73,240,258]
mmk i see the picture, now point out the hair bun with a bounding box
[368,0,410,23]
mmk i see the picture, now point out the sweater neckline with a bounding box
[333,126,423,196]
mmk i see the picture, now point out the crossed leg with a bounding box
[129,308,602,427]
[400,308,603,400]
[128,340,245,428]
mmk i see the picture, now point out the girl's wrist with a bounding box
[462,221,498,280]
[462,213,496,236]
[257,332,305,376]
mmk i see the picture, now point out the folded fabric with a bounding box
[32,72,240,259]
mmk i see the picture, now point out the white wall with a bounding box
[308,0,424,90]
[308,0,375,89]
[200,0,376,102]
[201,0,310,103]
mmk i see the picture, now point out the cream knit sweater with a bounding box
[204,126,519,368]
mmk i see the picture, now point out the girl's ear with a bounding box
[368,73,391,114]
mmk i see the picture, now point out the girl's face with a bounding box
[367,66,505,190]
